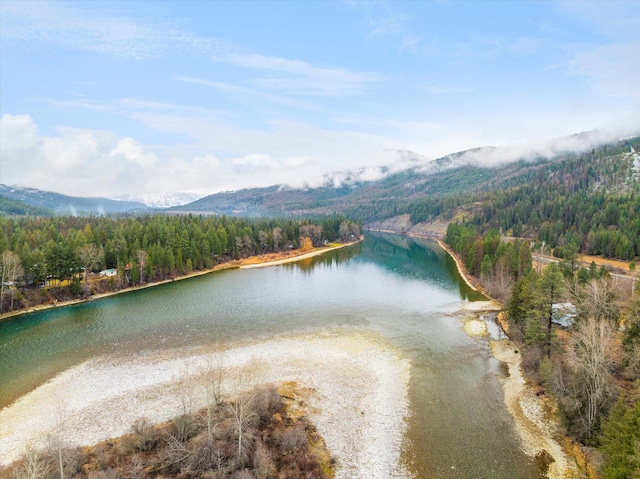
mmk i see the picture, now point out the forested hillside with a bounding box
[411,138,640,260]
[4,136,638,260]
[169,136,640,261]
[0,185,147,215]
[0,196,53,216]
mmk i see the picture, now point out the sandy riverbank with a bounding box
[240,241,356,269]
[0,329,410,479]
[0,241,359,323]
[490,340,580,478]
[455,301,581,477]
[455,297,581,477]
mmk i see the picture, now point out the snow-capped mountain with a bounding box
[114,192,203,208]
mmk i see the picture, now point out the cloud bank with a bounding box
[3,113,637,201]
[0,114,398,198]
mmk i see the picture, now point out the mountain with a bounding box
[114,192,202,208]
[0,185,148,215]
[0,195,54,216]
[171,135,640,226]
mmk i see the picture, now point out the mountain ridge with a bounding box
[0,185,148,215]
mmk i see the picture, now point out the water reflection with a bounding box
[283,241,362,273]
[359,233,484,301]
[0,232,541,479]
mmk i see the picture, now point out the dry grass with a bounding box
[578,254,635,272]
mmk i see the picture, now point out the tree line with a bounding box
[444,222,532,302]
[446,222,640,477]
[0,214,361,312]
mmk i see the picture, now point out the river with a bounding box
[0,233,544,478]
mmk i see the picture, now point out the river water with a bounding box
[0,233,543,478]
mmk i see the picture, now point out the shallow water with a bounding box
[0,233,542,478]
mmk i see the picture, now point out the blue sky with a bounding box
[1,1,639,200]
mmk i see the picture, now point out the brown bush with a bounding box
[4,385,333,479]
[280,423,307,453]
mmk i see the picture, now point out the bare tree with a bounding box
[272,228,282,251]
[46,402,69,479]
[164,432,193,467]
[127,454,145,479]
[484,255,513,303]
[570,278,620,325]
[77,244,104,285]
[566,316,617,441]
[1,250,22,312]
[300,224,323,247]
[175,364,198,417]
[12,446,51,479]
[338,222,351,243]
[257,231,269,253]
[226,359,265,465]
[202,350,226,462]
[227,391,258,465]
[7,251,23,311]
[136,249,147,284]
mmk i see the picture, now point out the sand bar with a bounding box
[0,329,410,479]
[240,241,357,269]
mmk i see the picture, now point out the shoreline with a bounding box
[0,241,360,323]
[364,227,486,296]
[434,239,480,292]
[439,241,582,478]
[0,328,411,478]
[366,226,580,478]
[239,240,357,269]
[490,340,580,479]
[1,231,581,477]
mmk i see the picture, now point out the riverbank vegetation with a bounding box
[444,223,532,303]
[0,214,360,315]
[446,222,640,478]
[1,384,334,479]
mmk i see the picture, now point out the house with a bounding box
[99,268,117,277]
[552,302,577,328]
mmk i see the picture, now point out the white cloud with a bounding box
[3,113,638,200]
[176,76,319,110]
[0,113,398,198]
[219,54,380,96]
[0,114,38,151]
[0,0,221,59]
[453,127,640,167]
[1,115,127,193]
[109,138,157,167]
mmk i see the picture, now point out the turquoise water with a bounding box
[0,233,542,478]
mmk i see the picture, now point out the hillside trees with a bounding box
[444,223,532,301]
[0,214,360,306]
[381,138,640,262]
[503,245,640,468]
[600,396,640,478]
